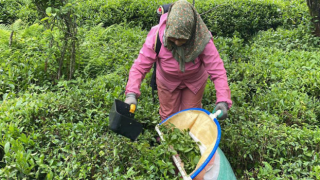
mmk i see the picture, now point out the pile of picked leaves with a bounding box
[160,124,202,174]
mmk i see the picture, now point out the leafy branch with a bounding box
[0,19,23,47]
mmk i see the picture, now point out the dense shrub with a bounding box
[0,1,17,24]
[220,108,320,179]
[75,0,309,40]
[0,0,37,25]
[0,23,57,99]
[251,23,320,52]
[200,0,308,40]
[78,24,147,78]
[202,22,320,178]
[200,1,283,40]
[0,0,310,40]
[0,75,178,179]
[76,0,173,29]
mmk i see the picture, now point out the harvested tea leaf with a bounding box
[159,123,201,174]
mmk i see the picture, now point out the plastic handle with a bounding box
[210,109,222,119]
[129,104,136,113]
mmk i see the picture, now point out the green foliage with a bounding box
[199,0,309,40]
[78,24,147,78]
[0,0,37,25]
[38,0,80,79]
[220,110,320,179]
[206,22,320,178]
[0,23,54,100]
[1,0,310,40]
[160,124,202,174]
[76,0,174,29]
[200,1,282,40]
[0,76,178,179]
[251,23,320,52]
[0,0,21,24]
[73,0,309,41]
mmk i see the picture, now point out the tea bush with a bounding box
[76,0,174,29]
[0,23,51,100]
[0,0,37,25]
[200,18,320,178]
[78,24,147,78]
[0,75,178,179]
[75,0,308,40]
[0,21,76,100]
[251,23,320,52]
[207,22,320,178]
[200,0,308,40]
[0,0,309,41]
[0,22,146,99]
[221,109,320,179]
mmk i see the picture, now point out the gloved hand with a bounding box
[212,102,228,120]
[124,93,137,106]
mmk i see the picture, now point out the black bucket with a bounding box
[109,99,142,141]
[0,145,5,168]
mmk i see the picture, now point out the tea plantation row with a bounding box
[1,0,308,40]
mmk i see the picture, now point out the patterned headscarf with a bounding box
[164,0,212,72]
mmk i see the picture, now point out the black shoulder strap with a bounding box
[150,31,162,103]
[155,31,162,56]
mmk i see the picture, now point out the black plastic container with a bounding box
[109,99,142,141]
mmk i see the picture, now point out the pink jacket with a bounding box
[125,13,232,108]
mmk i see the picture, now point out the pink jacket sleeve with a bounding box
[125,26,159,97]
[199,39,233,109]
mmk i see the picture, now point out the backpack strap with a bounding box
[150,30,162,103]
[154,29,162,56]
